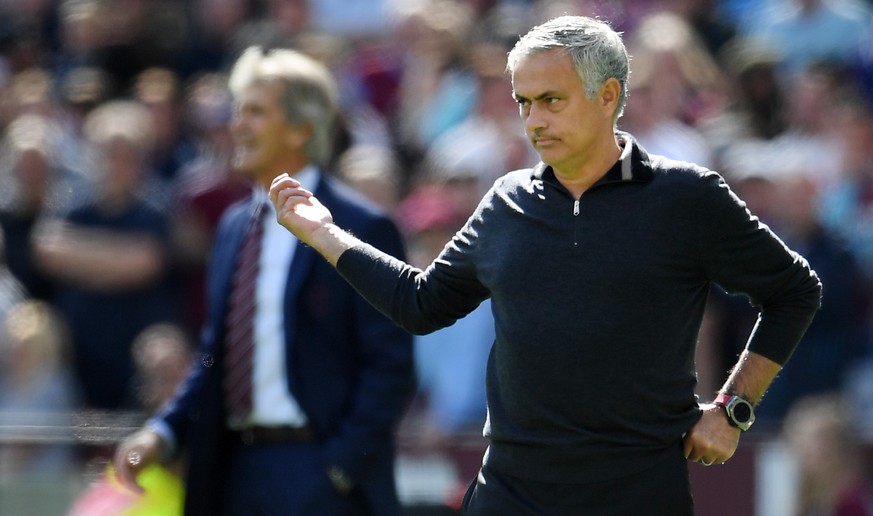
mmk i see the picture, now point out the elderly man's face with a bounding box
[230,81,308,182]
[511,49,618,176]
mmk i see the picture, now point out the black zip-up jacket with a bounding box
[336,133,822,483]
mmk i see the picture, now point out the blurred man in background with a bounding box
[113,47,414,515]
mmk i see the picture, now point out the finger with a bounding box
[272,176,308,195]
[275,185,313,205]
[276,191,303,213]
[700,458,713,467]
[269,175,300,201]
[270,173,296,190]
[682,434,692,459]
[280,192,317,215]
[295,187,314,198]
[270,172,289,187]
[274,188,296,210]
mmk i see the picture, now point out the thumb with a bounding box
[682,431,693,458]
[113,450,146,494]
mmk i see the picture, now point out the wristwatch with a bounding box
[714,392,756,431]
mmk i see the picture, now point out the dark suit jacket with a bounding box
[156,174,414,515]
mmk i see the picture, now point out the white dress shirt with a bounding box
[244,166,319,427]
[149,167,320,449]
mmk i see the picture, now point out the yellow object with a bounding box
[69,464,184,516]
[120,464,185,516]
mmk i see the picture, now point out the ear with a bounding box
[285,123,312,150]
[599,78,621,116]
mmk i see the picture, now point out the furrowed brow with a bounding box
[514,91,558,103]
[534,91,558,100]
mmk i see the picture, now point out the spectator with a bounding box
[309,0,393,38]
[392,0,480,164]
[0,300,80,479]
[667,0,738,59]
[67,323,193,516]
[53,0,112,91]
[32,100,179,410]
[783,393,873,516]
[96,0,189,90]
[0,114,67,300]
[0,0,55,73]
[334,143,405,213]
[718,0,784,33]
[772,62,846,190]
[750,0,872,75]
[819,96,873,283]
[423,41,537,196]
[131,67,197,184]
[761,172,869,425]
[3,67,95,195]
[709,167,870,430]
[176,0,253,78]
[702,36,789,172]
[621,10,725,167]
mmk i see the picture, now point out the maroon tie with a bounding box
[224,204,265,425]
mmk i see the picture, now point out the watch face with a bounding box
[716,393,756,430]
[732,400,753,424]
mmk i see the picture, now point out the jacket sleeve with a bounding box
[696,171,822,365]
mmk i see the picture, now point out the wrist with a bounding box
[311,223,357,266]
[714,392,756,431]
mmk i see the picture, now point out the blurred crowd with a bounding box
[2,0,873,511]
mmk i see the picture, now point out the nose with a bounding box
[523,103,547,134]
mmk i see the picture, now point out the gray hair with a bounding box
[83,100,154,151]
[506,16,630,124]
[228,47,339,168]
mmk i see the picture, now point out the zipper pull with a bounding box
[573,199,580,216]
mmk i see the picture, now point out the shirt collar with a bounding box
[533,131,653,188]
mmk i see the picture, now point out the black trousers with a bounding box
[461,445,694,516]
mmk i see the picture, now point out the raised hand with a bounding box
[269,173,361,266]
[269,173,333,243]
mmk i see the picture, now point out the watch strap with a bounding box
[713,392,733,407]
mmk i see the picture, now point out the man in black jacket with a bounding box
[270,16,822,515]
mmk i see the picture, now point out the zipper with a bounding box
[573,198,580,246]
